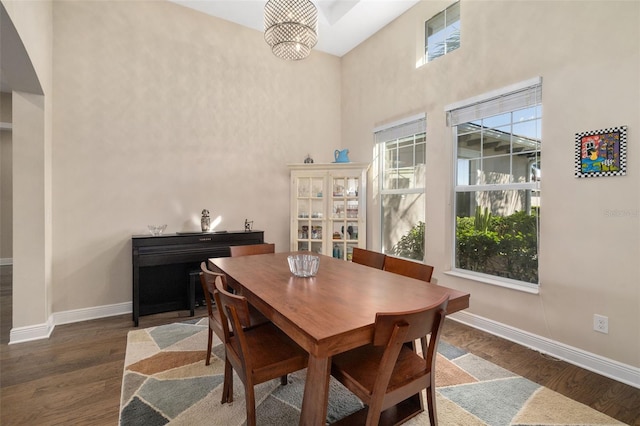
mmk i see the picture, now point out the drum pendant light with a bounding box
[264,0,318,60]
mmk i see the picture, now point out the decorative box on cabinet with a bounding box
[288,163,368,260]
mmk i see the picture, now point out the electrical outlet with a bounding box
[593,314,608,334]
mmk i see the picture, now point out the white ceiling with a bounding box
[168,0,420,57]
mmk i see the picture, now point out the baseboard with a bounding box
[0,257,13,266]
[449,310,640,390]
[52,301,132,325]
[8,302,132,344]
[9,319,54,344]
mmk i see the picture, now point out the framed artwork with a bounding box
[575,126,627,178]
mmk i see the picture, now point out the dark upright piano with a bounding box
[131,230,264,326]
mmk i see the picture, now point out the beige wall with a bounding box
[51,1,341,311]
[342,0,639,367]
[1,0,53,329]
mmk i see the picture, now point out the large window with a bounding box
[425,1,460,62]
[375,116,426,261]
[447,79,541,289]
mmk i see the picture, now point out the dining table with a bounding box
[209,251,470,426]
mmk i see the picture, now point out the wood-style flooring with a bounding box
[1,265,639,425]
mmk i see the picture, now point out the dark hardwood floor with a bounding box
[1,264,638,425]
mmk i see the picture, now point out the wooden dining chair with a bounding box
[330,295,449,426]
[383,255,435,282]
[199,262,269,366]
[201,242,275,363]
[352,247,386,269]
[229,242,276,257]
[214,280,309,426]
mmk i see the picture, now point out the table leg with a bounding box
[300,354,331,426]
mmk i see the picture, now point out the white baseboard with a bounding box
[9,318,54,344]
[0,258,13,266]
[449,310,640,390]
[8,302,132,344]
[52,301,132,325]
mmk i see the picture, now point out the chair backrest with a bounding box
[370,295,449,403]
[199,262,227,331]
[213,279,254,377]
[230,243,275,257]
[373,295,448,349]
[383,255,434,282]
[352,247,386,269]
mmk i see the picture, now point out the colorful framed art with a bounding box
[575,126,627,178]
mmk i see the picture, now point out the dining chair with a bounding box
[199,262,269,366]
[229,242,276,257]
[383,255,435,282]
[214,280,309,426]
[330,295,449,426]
[352,247,386,269]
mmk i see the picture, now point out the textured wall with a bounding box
[1,0,53,329]
[341,0,640,367]
[51,1,341,311]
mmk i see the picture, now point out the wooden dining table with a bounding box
[209,251,470,426]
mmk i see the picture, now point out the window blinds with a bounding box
[446,77,542,126]
[374,114,426,143]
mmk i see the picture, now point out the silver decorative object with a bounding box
[201,209,210,232]
[264,0,318,61]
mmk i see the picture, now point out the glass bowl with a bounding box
[287,254,319,277]
[148,224,167,236]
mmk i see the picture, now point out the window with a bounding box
[425,1,460,62]
[447,78,541,289]
[375,116,426,261]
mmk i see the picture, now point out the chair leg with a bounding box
[364,401,383,426]
[426,384,438,426]
[280,375,288,385]
[221,358,233,404]
[245,381,257,426]
[205,328,213,366]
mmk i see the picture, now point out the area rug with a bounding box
[119,320,626,425]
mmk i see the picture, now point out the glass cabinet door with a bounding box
[294,176,324,254]
[290,164,367,260]
[330,175,360,260]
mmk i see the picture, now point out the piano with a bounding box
[132,230,264,326]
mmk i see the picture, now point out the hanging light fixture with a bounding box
[264,0,318,61]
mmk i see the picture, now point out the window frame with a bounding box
[374,115,427,261]
[425,1,461,63]
[446,78,542,292]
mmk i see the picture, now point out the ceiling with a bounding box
[168,0,420,57]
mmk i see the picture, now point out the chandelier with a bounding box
[264,0,318,61]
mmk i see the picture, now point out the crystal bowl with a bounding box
[148,224,167,236]
[287,254,319,278]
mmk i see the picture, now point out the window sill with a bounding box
[444,269,540,294]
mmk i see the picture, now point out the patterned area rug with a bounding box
[119,320,626,425]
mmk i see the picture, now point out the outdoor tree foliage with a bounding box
[391,210,538,284]
[390,221,425,261]
[457,210,538,283]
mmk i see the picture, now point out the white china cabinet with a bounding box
[288,163,368,260]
